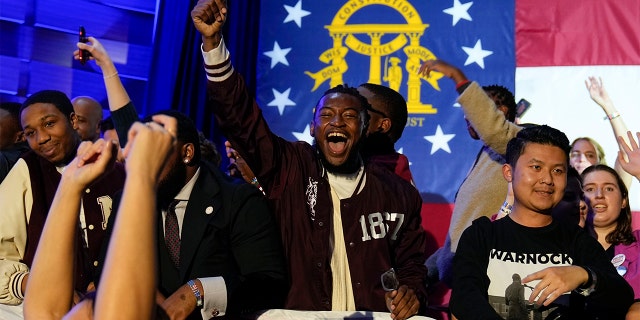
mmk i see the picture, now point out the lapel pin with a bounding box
[611,253,625,268]
[617,265,628,277]
[205,206,214,214]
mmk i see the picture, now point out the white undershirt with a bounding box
[327,166,364,310]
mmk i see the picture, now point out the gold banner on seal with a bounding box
[304,0,440,114]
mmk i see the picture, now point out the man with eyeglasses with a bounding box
[358,83,414,184]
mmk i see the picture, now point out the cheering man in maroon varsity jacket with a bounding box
[191,1,428,319]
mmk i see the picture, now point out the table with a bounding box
[256,309,435,319]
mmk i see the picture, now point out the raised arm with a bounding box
[74,37,130,113]
[23,139,118,319]
[419,59,468,85]
[618,131,640,181]
[74,37,138,144]
[420,59,520,154]
[193,0,287,194]
[191,0,226,51]
[94,115,176,320]
[585,76,633,188]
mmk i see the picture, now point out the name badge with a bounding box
[611,253,625,267]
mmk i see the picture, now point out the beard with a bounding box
[157,160,187,209]
[315,140,363,175]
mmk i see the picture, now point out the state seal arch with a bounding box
[304,0,442,114]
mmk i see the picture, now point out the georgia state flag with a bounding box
[256,0,640,237]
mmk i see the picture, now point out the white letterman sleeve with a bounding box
[0,159,33,305]
[201,37,233,82]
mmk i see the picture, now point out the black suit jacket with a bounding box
[100,161,287,318]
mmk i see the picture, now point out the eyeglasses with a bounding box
[368,107,388,118]
[381,268,399,291]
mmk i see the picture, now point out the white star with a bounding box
[424,125,456,155]
[443,0,473,26]
[267,88,296,115]
[462,39,493,69]
[283,0,311,28]
[264,41,291,69]
[453,102,461,108]
[293,124,313,144]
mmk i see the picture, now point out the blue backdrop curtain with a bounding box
[147,0,261,166]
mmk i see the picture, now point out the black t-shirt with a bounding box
[451,216,634,320]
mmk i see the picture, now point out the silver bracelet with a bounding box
[103,71,119,80]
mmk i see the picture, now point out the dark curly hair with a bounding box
[482,85,517,122]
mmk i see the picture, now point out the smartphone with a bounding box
[516,98,531,118]
[79,26,90,64]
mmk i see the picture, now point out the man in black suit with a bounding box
[102,110,287,319]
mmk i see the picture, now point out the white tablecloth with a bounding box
[0,304,437,320]
[256,309,435,320]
